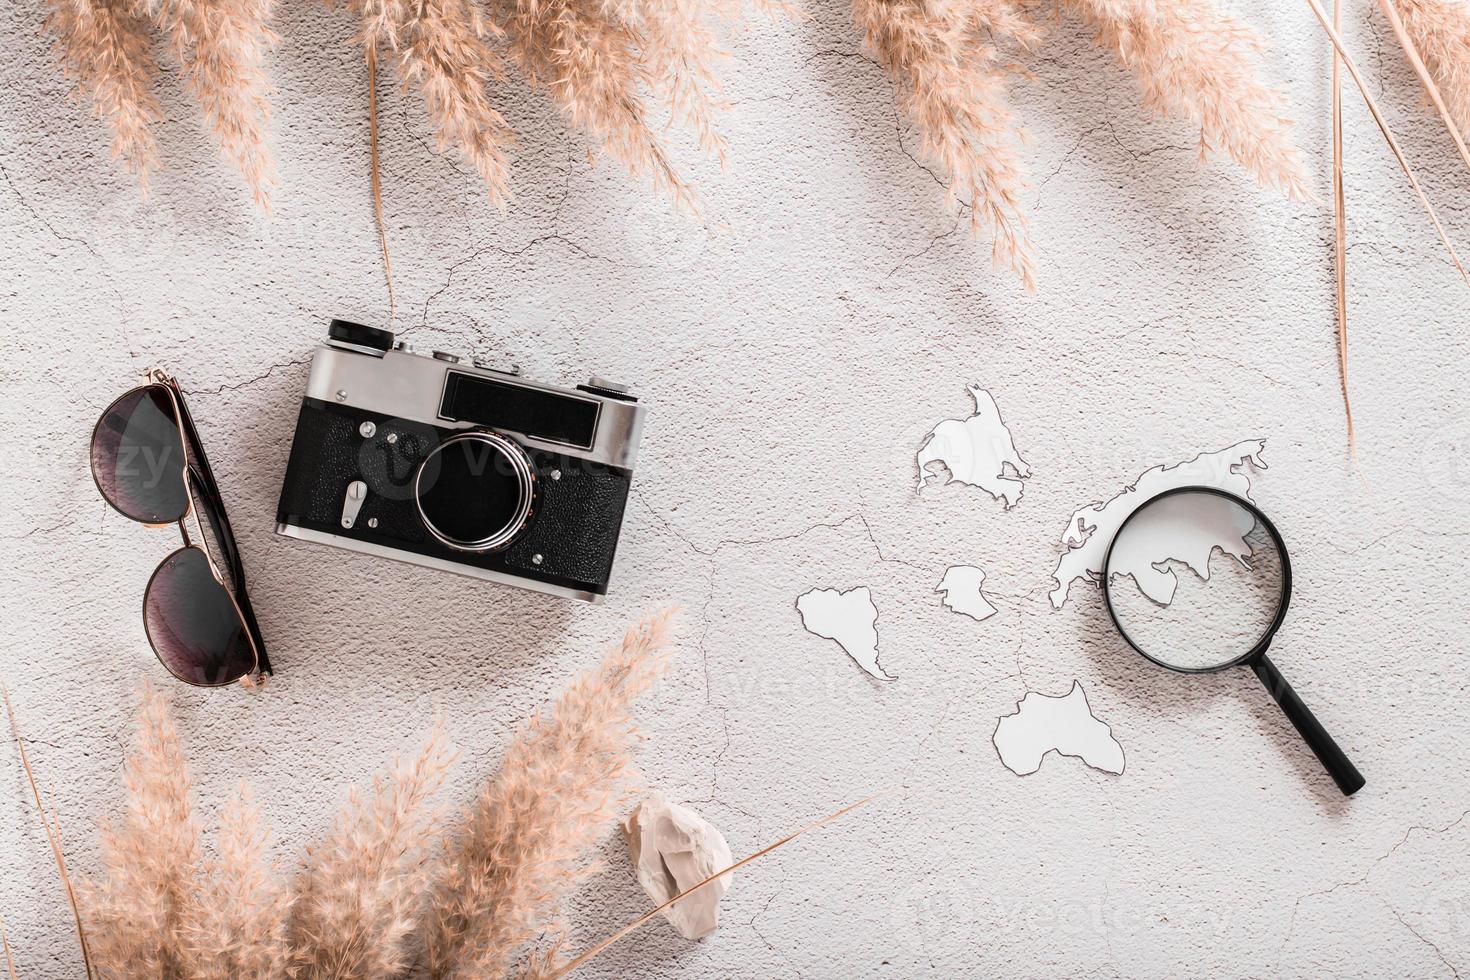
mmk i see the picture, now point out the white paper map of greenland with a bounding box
[993,682,1125,776]
[917,385,1031,508]
[1049,440,1266,608]
[796,586,894,680]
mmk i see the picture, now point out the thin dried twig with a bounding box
[1331,0,1353,451]
[0,918,16,980]
[366,47,396,322]
[1303,0,1470,287]
[535,792,885,979]
[2,685,95,979]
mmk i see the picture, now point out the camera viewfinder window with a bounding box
[440,373,599,448]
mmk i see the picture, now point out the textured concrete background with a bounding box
[3,0,1469,976]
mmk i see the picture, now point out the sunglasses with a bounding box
[89,369,272,687]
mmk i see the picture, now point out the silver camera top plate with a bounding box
[304,345,647,470]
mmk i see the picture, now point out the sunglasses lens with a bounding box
[144,548,256,686]
[92,386,189,523]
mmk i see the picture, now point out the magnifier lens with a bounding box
[1105,490,1286,671]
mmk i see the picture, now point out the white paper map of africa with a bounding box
[1049,440,1266,608]
[916,385,1031,508]
[993,681,1125,776]
[796,586,894,680]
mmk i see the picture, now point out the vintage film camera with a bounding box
[275,320,647,602]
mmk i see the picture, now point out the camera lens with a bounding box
[414,431,535,552]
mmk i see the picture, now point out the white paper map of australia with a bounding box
[916,385,1030,508]
[796,586,894,680]
[1049,440,1266,608]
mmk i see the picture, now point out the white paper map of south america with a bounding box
[796,586,894,680]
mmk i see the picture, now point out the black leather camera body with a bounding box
[275,320,648,602]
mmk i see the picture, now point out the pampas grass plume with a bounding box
[1389,0,1470,132]
[150,0,279,209]
[177,785,292,979]
[423,608,677,979]
[852,0,1040,287]
[1062,0,1312,200]
[287,723,456,979]
[44,0,164,188]
[82,683,201,978]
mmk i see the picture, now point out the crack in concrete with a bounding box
[803,48,880,68]
[1326,524,1470,557]
[902,688,959,790]
[890,100,947,189]
[630,493,930,715]
[1152,347,1296,390]
[1278,808,1470,965]
[2,519,77,542]
[885,216,962,279]
[0,161,135,359]
[0,161,103,261]
[1386,900,1462,978]
[186,357,310,397]
[1034,123,1107,199]
[414,233,608,334]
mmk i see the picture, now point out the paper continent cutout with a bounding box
[916,385,1031,508]
[1049,440,1266,608]
[935,565,998,621]
[796,586,894,680]
[1106,489,1260,605]
[993,681,1125,776]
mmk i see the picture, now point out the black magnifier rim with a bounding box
[1101,485,1293,674]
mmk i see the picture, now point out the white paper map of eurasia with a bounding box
[916,385,1031,508]
[1049,440,1266,608]
[796,586,894,680]
[935,565,997,621]
[1107,491,1259,605]
[993,681,1125,776]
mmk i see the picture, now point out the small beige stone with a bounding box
[622,793,734,940]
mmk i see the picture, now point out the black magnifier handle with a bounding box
[1251,654,1365,796]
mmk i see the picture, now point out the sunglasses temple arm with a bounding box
[237,589,272,676]
[174,389,272,677]
[1250,654,1364,797]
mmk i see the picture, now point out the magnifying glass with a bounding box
[1102,486,1365,796]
